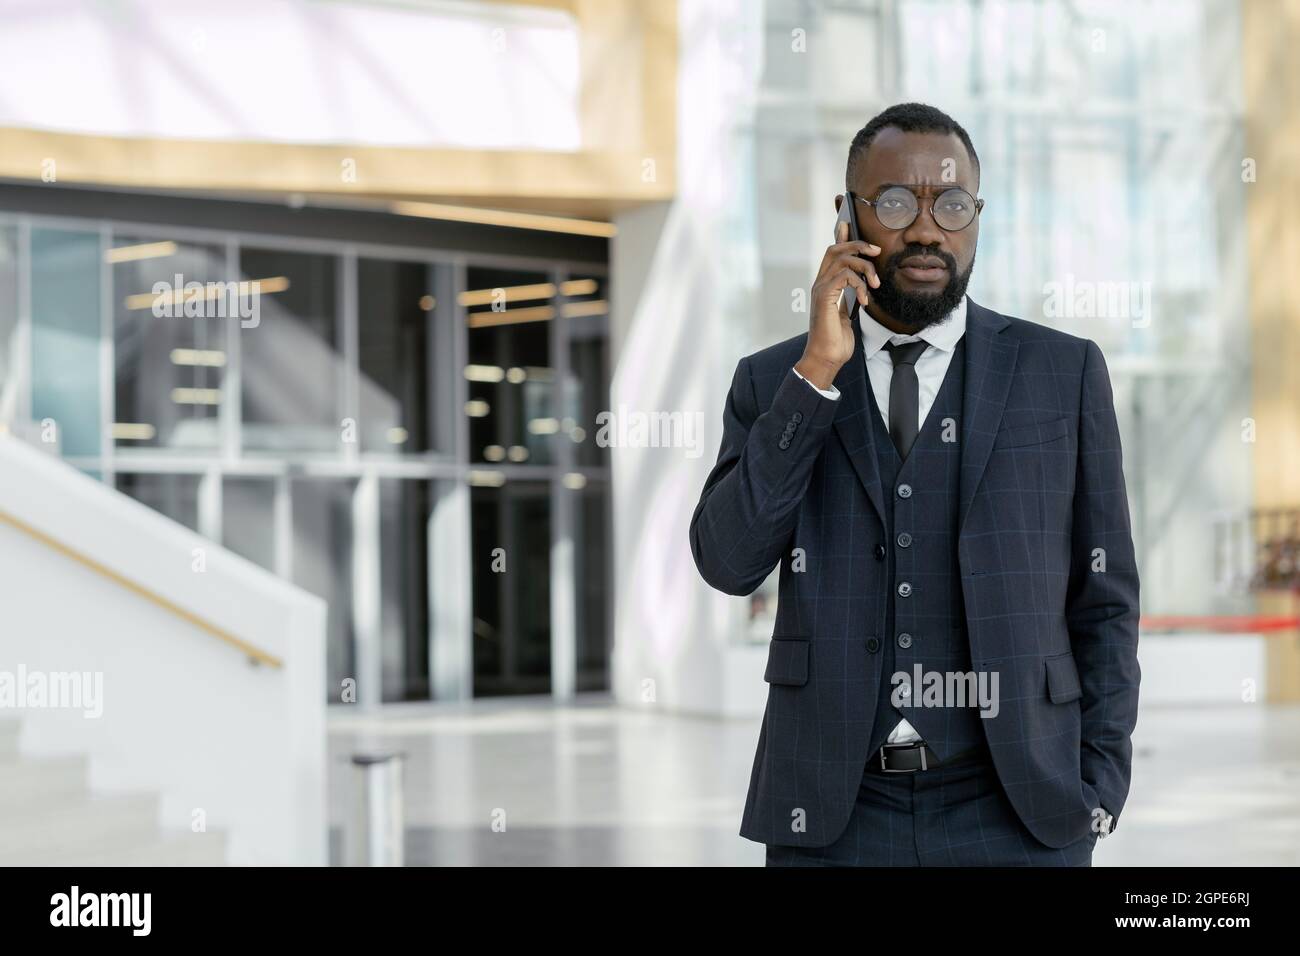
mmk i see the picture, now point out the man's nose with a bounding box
[901,202,945,248]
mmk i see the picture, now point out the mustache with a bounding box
[885,245,958,273]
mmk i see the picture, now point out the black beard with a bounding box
[869,246,975,333]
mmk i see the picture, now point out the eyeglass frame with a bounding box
[852,184,985,233]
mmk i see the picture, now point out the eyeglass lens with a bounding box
[873,186,976,231]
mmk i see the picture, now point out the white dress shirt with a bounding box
[792,297,968,745]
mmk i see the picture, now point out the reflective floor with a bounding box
[326,697,1300,866]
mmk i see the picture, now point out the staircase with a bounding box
[0,434,327,865]
[0,718,226,866]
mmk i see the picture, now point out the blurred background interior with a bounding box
[0,0,1298,865]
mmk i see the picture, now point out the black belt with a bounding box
[870,741,986,773]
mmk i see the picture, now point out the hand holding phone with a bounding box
[795,194,880,390]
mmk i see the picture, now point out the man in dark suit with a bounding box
[690,103,1140,866]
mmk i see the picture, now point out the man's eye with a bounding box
[942,200,967,213]
[881,199,904,210]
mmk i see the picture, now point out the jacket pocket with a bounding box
[1044,651,1083,704]
[993,416,1069,449]
[764,637,810,686]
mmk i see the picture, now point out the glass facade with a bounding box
[112,235,227,451]
[358,259,443,456]
[0,224,21,424]
[739,0,1250,636]
[292,477,359,699]
[239,247,342,455]
[222,475,279,572]
[471,479,553,696]
[378,477,434,702]
[465,266,557,467]
[116,472,203,533]
[32,227,101,459]
[0,203,612,704]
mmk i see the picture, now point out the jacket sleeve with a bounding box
[689,356,840,596]
[1065,339,1142,833]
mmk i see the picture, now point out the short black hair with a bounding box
[845,102,980,190]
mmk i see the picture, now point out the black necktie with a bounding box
[883,339,930,460]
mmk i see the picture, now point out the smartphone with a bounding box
[834,190,861,242]
[834,191,862,316]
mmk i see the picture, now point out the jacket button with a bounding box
[791,411,803,424]
[874,543,886,560]
[896,532,912,548]
[897,581,912,597]
[778,438,791,450]
[898,632,913,648]
[897,483,912,498]
[866,637,880,653]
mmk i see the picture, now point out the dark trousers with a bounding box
[765,749,1097,867]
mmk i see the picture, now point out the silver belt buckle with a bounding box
[880,742,927,773]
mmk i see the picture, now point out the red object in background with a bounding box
[1140,615,1300,633]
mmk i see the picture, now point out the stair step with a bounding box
[0,718,20,758]
[0,755,88,810]
[0,720,227,866]
[18,831,227,867]
[0,793,160,864]
[113,832,226,867]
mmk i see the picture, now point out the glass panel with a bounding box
[574,480,610,692]
[223,476,277,573]
[379,478,432,701]
[358,258,439,455]
[465,267,555,466]
[0,224,19,427]
[471,479,551,696]
[240,247,341,453]
[564,274,609,468]
[292,478,356,703]
[114,472,202,531]
[31,228,100,458]
[746,0,1248,622]
[111,235,227,451]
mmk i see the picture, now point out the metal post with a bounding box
[345,752,405,866]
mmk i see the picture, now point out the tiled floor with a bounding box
[326,696,1300,866]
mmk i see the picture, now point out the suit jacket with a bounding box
[689,297,1141,849]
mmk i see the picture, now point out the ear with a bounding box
[834,193,845,214]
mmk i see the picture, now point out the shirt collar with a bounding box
[860,295,968,360]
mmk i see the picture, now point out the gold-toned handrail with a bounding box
[0,508,283,669]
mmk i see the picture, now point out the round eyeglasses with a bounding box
[856,186,983,232]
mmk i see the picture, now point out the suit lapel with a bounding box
[829,297,1019,536]
[958,298,1018,537]
[831,300,887,523]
